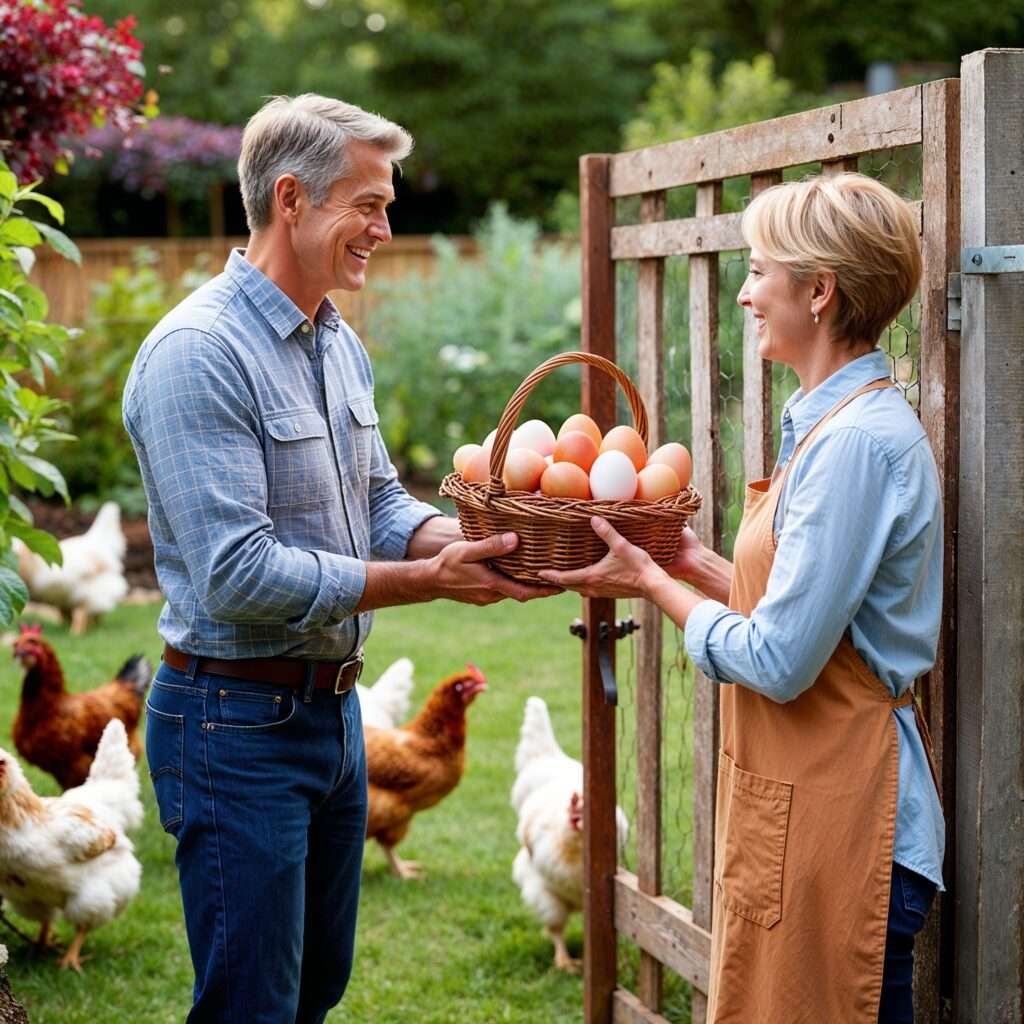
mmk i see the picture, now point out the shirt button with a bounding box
[294,423,302,433]
[301,322,312,334]
[218,689,227,697]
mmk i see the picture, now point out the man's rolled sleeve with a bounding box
[292,550,368,631]
[684,598,737,683]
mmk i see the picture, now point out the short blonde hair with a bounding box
[741,172,922,345]
[238,94,413,231]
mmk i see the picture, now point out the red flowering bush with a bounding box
[0,0,148,183]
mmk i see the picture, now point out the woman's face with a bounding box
[737,248,814,367]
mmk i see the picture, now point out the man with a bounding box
[124,94,553,1024]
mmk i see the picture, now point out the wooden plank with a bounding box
[610,86,922,196]
[688,181,723,1024]
[635,190,666,1014]
[612,213,744,260]
[579,153,620,1024]
[614,872,713,992]
[916,75,961,1024]
[613,988,674,1024]
[956,49,1024,1024]
[741,172,782,482]
[821,157,860,173]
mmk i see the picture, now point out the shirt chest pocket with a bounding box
[346,393,379,482]
[264,411,336,509]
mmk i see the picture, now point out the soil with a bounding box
[25,502,157,590]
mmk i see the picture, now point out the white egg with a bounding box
[589,449,638,501]
[510,419,557,457]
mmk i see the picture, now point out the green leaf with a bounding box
[0,218,42,247]
[11,247,35,275]
[0,564,29,626]
[0,288,23,313]
[8,493,32,524]
[17,455,69,502]
[7,459,35,490]
[33,222,80,265]
[0,169,16,201]
[15,192,64,225]
[7,519,62,566]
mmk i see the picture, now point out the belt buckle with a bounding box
[335,652,364,695]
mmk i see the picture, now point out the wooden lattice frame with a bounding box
[578,80,961,1024]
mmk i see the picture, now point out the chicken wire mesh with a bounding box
[607,145,924,1020]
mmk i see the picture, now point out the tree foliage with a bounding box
[0,161,79,624]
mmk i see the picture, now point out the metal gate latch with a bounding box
[961,245,1024,273]
[568,617,640,707]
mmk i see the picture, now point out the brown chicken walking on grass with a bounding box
[364,663,487,879]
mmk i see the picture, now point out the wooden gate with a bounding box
[577,71,967,1024]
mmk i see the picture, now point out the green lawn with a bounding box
[0,593,695,1023]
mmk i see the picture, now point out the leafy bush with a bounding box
[49,249,210,514]
[0,160,80,622]
[0,0,150,183]
[366,204,581,481]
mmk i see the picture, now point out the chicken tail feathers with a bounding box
[86,719,137,785]
[115,654,153,698]
[515,697,564,773]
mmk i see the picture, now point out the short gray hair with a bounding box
[238,94,414,231]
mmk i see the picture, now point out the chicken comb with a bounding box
[465,662,485,685]
[18,624,42,637]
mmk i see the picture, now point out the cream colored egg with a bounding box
[482,428,498,454]
[589,449,638,501]
[453,443,483,475]
[510,419,557,457]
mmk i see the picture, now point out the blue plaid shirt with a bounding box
[123,249,441,660]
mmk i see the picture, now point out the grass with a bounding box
[0,594,600,1023]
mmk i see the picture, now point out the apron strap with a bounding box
[894,685,944,804]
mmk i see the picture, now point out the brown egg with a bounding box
[558,413,602,448]
[553,430,599,473]
[453,443,482,475]
[502,448,547,492]
[540,462,591,499]
[648,442,692,489]
[462,446,492,484]
[600,425,647,472]
[636,463,681,501]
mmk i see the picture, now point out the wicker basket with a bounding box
[439,351,703,583]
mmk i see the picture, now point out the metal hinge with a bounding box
[947,272,961,332]
[961,245,1024,273]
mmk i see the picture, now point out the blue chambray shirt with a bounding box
[685,349,945,889]
[123,249,442,661]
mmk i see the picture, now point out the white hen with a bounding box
[0,719,142,971]
[512,696,629,972]
[357,657,415,730]
[14,502,128,635]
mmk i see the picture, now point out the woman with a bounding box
[540,173,944,1024]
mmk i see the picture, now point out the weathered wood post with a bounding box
[955,47,1024,1024]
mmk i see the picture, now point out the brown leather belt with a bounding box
[162,645,363,694]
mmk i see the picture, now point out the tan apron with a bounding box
[706,378,936,1023]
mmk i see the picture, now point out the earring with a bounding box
[813,311,820,324]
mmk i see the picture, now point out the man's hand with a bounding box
[429,532,562,605]
[664,526,706,584]
[538,517,669,599]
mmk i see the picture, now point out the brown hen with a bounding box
[11,626,152,790]
[364,663,486,879]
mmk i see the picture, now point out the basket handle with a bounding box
[487,351,649,497]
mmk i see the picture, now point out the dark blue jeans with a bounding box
[879,863,937,1023]
[146,660,368,1024]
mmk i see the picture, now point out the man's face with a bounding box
[294,139,395,293]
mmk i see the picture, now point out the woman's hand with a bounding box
[537,516,670,599]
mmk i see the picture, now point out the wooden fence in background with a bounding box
[30,235,473,340]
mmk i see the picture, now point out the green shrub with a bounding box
[366,204,582,481]
[0,160,80,623]
[50,249,211,514]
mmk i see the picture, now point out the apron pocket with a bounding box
[715,751,793,928]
